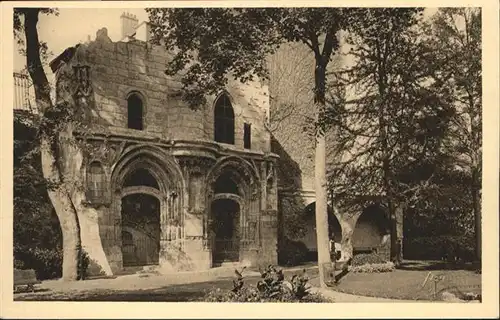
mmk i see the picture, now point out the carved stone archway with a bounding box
[205,156,261,266]
[109,145,184,270]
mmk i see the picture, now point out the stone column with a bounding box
[259,209,278,266]
[239,194,260,267]
[164,156,212,272]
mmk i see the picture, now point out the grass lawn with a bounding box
[330,264,481,301]
[15,268,320,302]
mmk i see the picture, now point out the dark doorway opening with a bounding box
[121,193,160,267]
[352,204,390,253]
[300,203,342,262]
[211,199,240,264]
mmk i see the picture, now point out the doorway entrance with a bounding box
[121,193,160,267]
[211,199,240,264]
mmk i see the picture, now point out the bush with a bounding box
[404,236,476,261]
[278,238,309,266]
[349,262,395,273]
[351,252,389,266]
[14,246,94,281]
[14,246,63,280]
[204,265,331,303]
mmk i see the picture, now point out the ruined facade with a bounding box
[48,17,279,275]
[36,14,399,275]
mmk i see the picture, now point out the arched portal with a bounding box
[211,198,241,263]
[109,146,184,272]
[206,156,260,267]
[210,171,242,264]
[352,204,390,253]
[299,202,342,261]
[120,167,162,267]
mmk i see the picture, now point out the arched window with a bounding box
[214,172,239,195]
[214,93,234,144]
[123,168,159,189]
[87,161,105,202]
[127,93,143,130]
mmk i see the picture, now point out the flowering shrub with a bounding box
[351,252,389,266]
[349,262,395,273]
[204,265,331,302]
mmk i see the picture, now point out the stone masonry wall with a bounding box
[73,28,270,153]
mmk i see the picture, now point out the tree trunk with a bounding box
[314,61,333,287]
[471,171,481,262]
[388,201,398,263]
[392,203,404,266]
[24,8,81,281]
[40,135,82,281]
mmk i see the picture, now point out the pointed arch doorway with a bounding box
[120,167,162,267]
[211,198,241,263]
[210,171,243,265]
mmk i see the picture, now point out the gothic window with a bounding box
[87,161,105,202]
[214,172,239,195]
[214,93,235,144]
[243,123,251,149]
[123,168,159,189]
[127,93,143,130]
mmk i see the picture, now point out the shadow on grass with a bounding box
[15,281,225,301]
[15,267,321,302]
[15,277,255,302]
[14,287,51,294]
[398,260,481,272]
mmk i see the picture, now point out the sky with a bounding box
[14,7,440,74]
[14,8,149,73]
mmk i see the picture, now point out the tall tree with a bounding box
[14,8,82,280]
[324,8,452,264]
[147,8,350,286]
[426,8,482,260]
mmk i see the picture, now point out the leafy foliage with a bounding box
[403,236,475,262]
[325,8,444,209]
[205,265,330,302]
[323,8,481,260]
[147,7,348,111]
[14,246,62,280]
[278,238,310,266]
[14,116,63,280]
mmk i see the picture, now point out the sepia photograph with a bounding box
[1,0,499,318]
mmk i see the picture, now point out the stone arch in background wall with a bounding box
[213,92,235,144]
[352,204,391,253]
[298,202,342,261]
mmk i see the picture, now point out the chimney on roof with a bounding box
[134,21,151,43]
[120,12,139,40]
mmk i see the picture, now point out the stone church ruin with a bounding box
[14,13,398,276]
